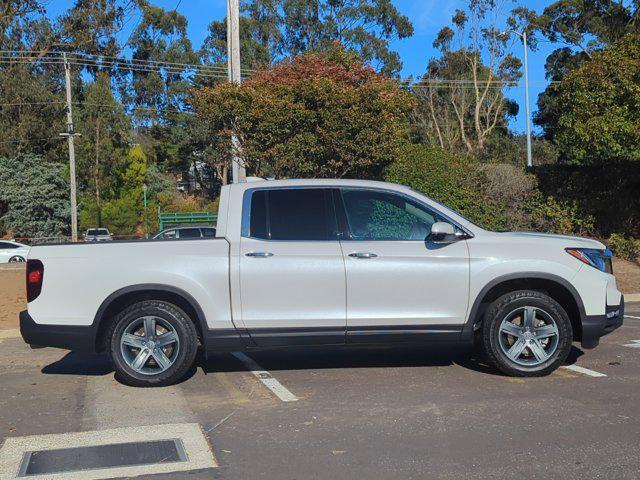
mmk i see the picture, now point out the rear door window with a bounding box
[246,188,337,241]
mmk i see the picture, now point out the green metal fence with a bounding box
[158,212,218,231]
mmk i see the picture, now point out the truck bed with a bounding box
[27,239,232,331]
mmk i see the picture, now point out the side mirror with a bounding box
[428,222,457,243]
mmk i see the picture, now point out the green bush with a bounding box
[529,195,595,236]
[384,144,506,230]
[535,162,640,238]
[608,234,640,262]
[385,145,595,235]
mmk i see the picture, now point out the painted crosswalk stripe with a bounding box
[232,352,299,402]
[561,365,607,377]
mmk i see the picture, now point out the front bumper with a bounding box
[580,296,624,349]
[19,310,97,353]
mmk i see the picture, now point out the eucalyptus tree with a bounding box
[413,1,535,154]
[201,0,414,75]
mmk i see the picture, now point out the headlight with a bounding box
[566,248,613,273]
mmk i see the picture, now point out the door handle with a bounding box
[348,252,378,259]
[245,252,274,257]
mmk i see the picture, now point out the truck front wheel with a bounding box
[107,300,199,387]
[481,290,573,377]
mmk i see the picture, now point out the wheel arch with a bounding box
[465,273,586,341]
[93,284,208,353]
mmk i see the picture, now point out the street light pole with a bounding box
[522,31,533,169]
[501,29,533,169]
[142,183,148,239]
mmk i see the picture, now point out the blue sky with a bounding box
[46,0,558,133]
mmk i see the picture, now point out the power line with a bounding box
[0,137,62,145]
[1,50,563,88]
[0,50,254,75]
[0,101,65,107]
[0,58,243,80]
[0,58,233,80]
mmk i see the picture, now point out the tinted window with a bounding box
[201,228,216,238]
[160,230,176,239]
[341,189,438,241]
[178,228,201,239]
[249,190,268,239]
[0,242,17,249]
[248,189,337,241]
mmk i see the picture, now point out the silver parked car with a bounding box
[84,228,113,242]
[153,226,216,240]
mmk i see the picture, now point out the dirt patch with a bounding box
[0,267,25,329]
[613,258,640,295]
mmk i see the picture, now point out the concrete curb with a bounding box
[626,293,640,302]
[0,329,20,339]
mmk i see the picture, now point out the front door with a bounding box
[239,188,346,346]
[337,188,470,343]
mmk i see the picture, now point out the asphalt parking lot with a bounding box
[1,303,639,479]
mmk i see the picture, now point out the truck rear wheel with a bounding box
[107,300,199,387]
[481,290,573,377]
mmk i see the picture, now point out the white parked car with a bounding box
[19,179,624,386]
[0,240,30,263]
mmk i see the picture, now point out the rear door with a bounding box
[337,188,470,343]
[239,188,347,346]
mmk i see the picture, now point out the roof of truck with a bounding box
[229,178,412,191]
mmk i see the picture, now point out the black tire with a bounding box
[481,290,573,377]
[107,300,199,387]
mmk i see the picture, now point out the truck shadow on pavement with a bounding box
[39,344,585,383]
[41,351,113,376]
[201,344,585,378]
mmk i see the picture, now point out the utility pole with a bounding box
[226,0,246,183]
[60,53,80,241]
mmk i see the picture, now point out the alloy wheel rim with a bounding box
[498,306,559,367]
[120,316,180,375]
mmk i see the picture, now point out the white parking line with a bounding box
[625,315,640,320]
[561,365,607,378]
[232,352,299,402]
[623,340,640,348]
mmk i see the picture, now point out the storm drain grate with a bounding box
[17,439,187,477]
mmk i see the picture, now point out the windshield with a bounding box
[87,229,109,236]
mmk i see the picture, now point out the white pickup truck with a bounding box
[20,179,624,386]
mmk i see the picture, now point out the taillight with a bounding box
[26,259,44,302]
